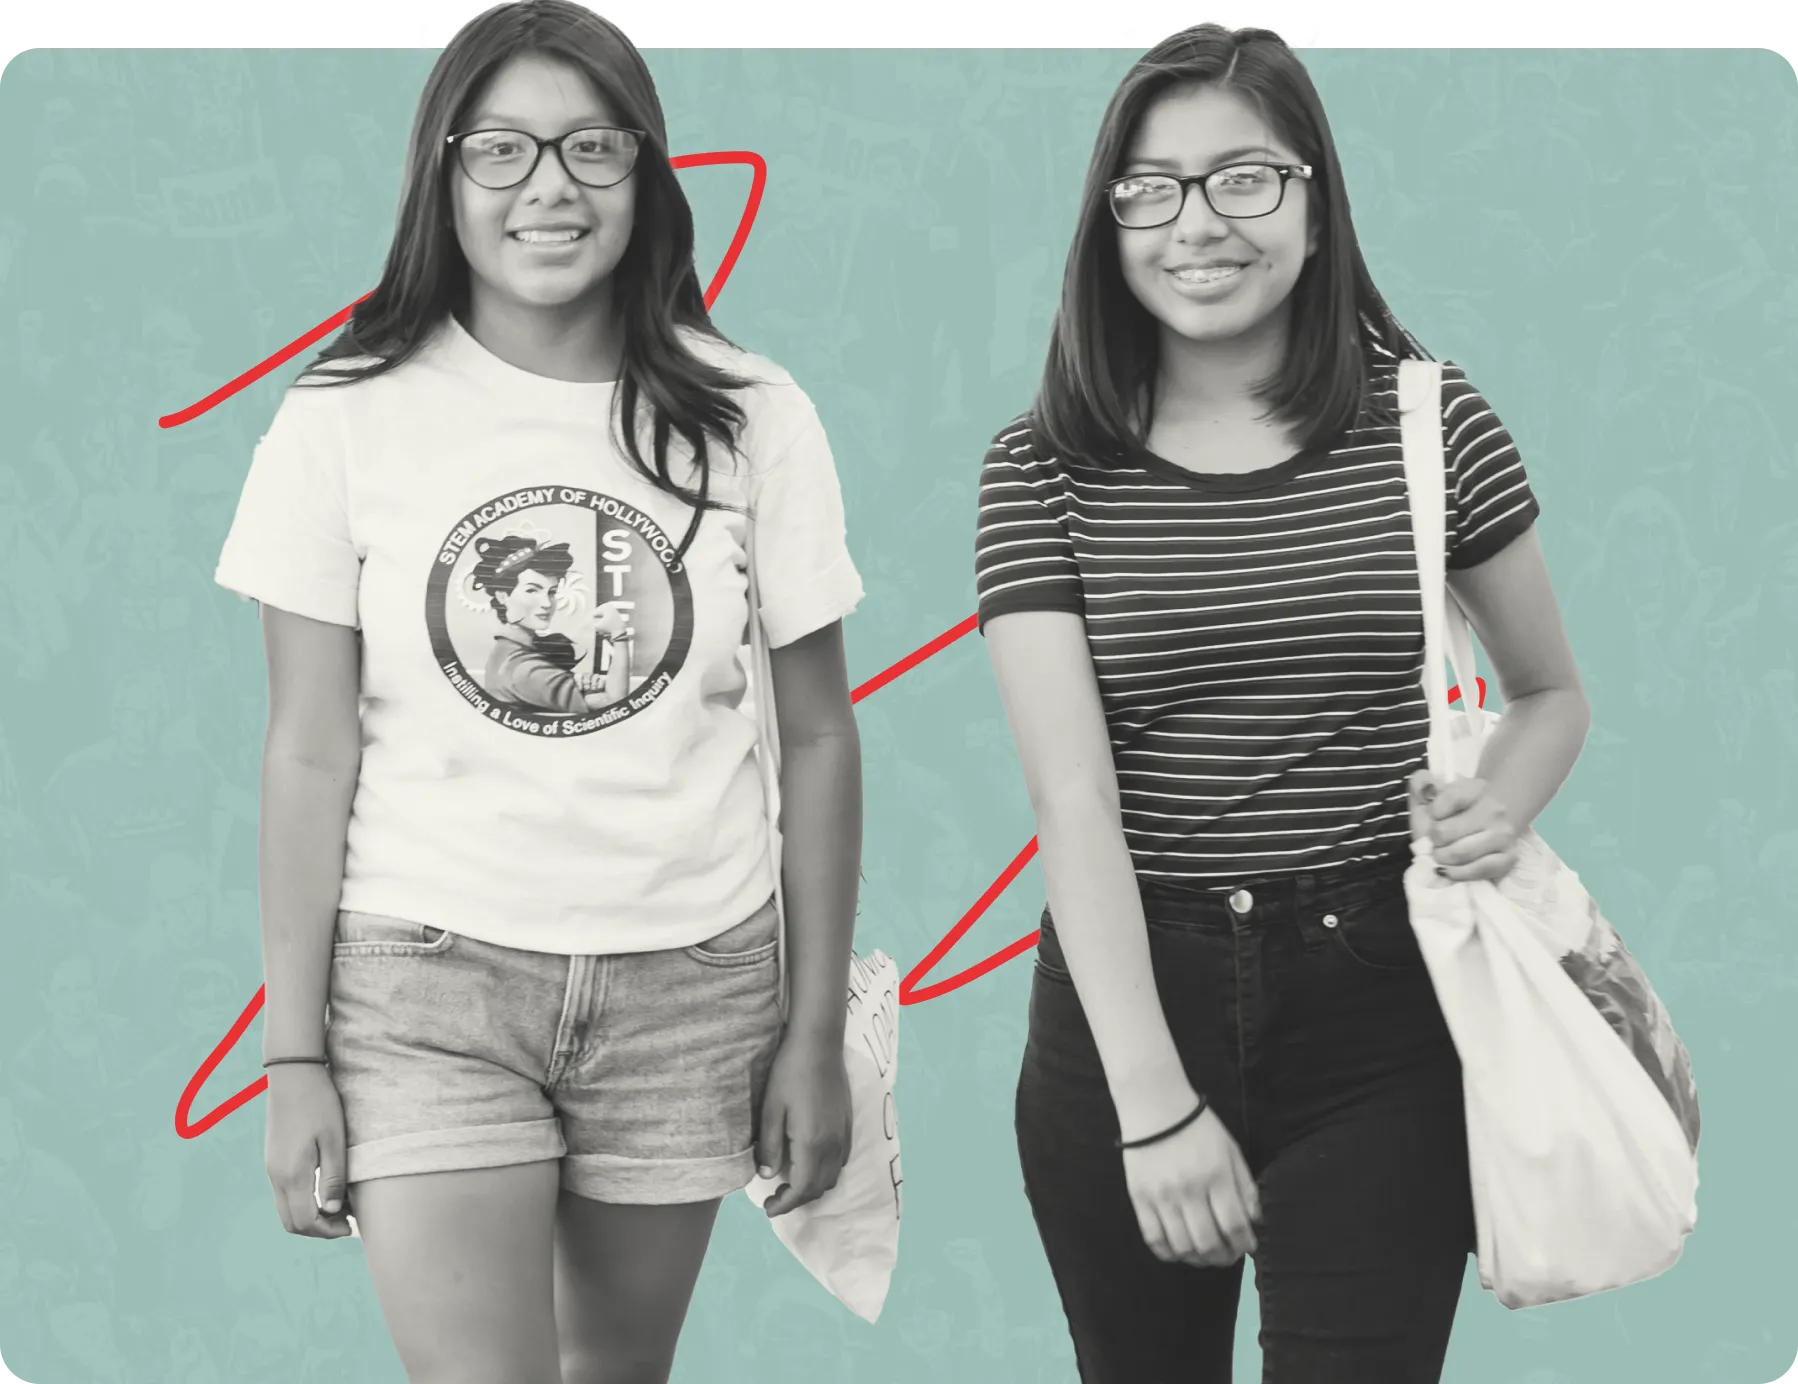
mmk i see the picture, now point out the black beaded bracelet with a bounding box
[1116,1095,1209,1151]
[262,1056,329,1069]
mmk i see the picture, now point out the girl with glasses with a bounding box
[976,25,1590,1382]
[215,4,865,1380]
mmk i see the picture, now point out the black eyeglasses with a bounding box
[446,126,646,191]
[1107,163,1314,228]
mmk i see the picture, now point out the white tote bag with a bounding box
[1396,358,1700,1309]
[738,514,901,1325]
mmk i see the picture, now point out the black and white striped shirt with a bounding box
[975,358,1539,885]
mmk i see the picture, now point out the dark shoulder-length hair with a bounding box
[1035,23,1429,468]
[302,0,744,562]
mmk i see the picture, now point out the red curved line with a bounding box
[174,985,267,1139]
[669,150,767,312]
[852,613,976,703]
[899,837,1040,1006]
[157,294,373,430]
[1448,677,1488,708]
[158,150,766,431]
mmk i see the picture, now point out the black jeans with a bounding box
[1015,858,1475,1384]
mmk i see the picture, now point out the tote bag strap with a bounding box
[745,509,791,1017]
[1397,358,1483,779]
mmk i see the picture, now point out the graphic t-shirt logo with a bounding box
[425,486,694,736]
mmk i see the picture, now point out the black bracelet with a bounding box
[1116,1095,1209,1151]
[262,1056,329,1069]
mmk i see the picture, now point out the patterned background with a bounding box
[0,44,1794,1384]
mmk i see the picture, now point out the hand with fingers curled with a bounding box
[1121,1099,1261,1269]
[264,1063,355,1240]
[754,1032,854,1219]
[1409,769,1520,882]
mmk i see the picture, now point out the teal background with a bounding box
[0,43,1795,1384]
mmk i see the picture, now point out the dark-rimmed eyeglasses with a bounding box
[1107,163,1314,228]
[446,126,646,191]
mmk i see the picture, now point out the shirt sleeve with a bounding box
[975,418,1083,631]
[1441,362,1540,569]
[746,388,864,649]
[214,379,362,627]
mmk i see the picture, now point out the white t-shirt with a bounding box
[216,315,863,954]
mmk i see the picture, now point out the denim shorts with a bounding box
[324,896,783,1205]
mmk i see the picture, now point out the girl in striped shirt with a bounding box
[977,24,1589,1383]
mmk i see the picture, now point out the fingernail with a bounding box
[323,1200,342,1214]
[757,1165,774,1179]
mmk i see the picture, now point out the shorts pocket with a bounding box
[684,899,780,968]
[333,911,456,957]
[1320,893,1423,972]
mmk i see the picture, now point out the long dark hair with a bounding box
[1035,23,1429,468]
[302,0,744,563]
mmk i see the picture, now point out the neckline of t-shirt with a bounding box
[1117,356,1400,493]
[436,313,620,409]
[1132,438,1329,493]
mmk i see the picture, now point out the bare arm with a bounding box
[755,618,862,1217]
[768,618,861,1047]
[982,610,1195,1138]
[1447,527,1590,834]
[258,605,361,1062]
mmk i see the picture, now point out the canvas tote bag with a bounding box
[1396,357,1699,1309]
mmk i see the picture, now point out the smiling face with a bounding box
[502,567,560,631]
[1114,83,1317,360]
[450,52,637,320]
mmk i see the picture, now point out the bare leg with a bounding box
[553,1192,722,1384]
[351,1161,563,1384]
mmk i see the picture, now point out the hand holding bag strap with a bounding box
[745,511,791,1017]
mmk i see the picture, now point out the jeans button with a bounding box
[1322,913,1340,929]
[1227,888,1254,915]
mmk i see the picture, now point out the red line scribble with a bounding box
[850,613,977,704]
[669,150,766,313]
[158,294,373,430]
[156,151,766,432]
[899,837,1041,1006]
[175,985,268,1138]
